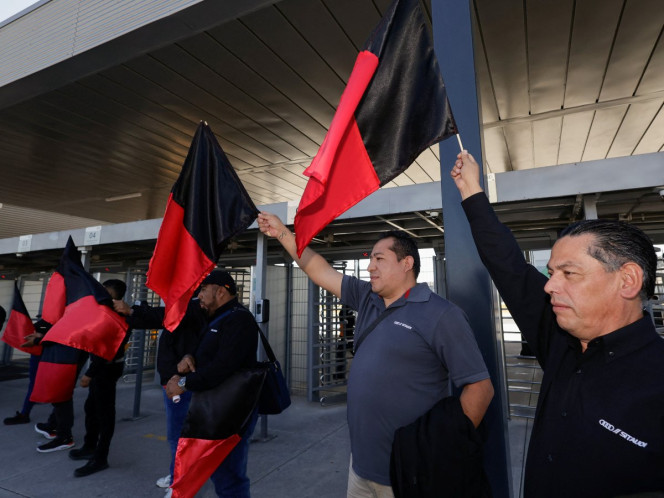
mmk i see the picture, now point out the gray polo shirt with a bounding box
[342,275,489,485]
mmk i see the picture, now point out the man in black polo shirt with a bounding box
[451,151,664,497]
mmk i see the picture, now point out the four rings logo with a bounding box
[598,419,648,448]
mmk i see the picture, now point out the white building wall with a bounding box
[0,0,201,87]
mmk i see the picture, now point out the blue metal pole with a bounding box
[432,0,512,496]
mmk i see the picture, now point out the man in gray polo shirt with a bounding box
[258,212,493,497]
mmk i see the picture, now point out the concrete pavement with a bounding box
[0,371,529,497]
[0,375,350,498]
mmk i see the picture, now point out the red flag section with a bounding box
[294,0,458,256]
[43,295,128,361]
[147,121,259,331]
[146,195,214,333]
[41,271,65,325]
[170,368,266,497]
[171,436,241,498]
[1,283,41,355]
[30,343,80,403]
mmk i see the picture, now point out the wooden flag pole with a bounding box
[456,133,464,152]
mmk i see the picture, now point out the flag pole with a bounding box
[456,133,464,152]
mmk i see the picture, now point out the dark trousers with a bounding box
[48,399,74,438]
[83,362,124,462]
[210,409,259,497]
[46,351,88,439]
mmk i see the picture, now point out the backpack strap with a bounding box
[352,306,399,354]
[208,306,275,362]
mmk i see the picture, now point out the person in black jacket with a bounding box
[113,295,206,490]
[69,279,131,477]
[451,150,664,497]
[165,270,259,498]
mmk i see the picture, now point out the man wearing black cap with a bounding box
[165,270,259,498]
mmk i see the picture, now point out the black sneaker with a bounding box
[69,446,96,461]
[74,459,109,477]
[37,436,75,453]
[34,422,57,440]
[4,411,30,425]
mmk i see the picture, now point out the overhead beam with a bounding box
[484,90,664,129]
[491,152,664,203]
[0,183,444,256]
[340,182,445,219]
[0,202,292,256]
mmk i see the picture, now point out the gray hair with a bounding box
[559,220,657,303]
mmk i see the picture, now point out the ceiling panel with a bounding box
[151,47,307,161]
[209,20,335,128]
[472,8,499,125]
[634,106,664,154]
[599,0,664,102]
[564,0,623,108]
[277,0,358,77]
[475,0,529,120]
[175,33,326,155]
[323,0,383,50]
[482,127,510,174]
[412,148,441,182]
[525,0,573,114]
[240,6,347,107]
[558,111,594,164]
[582,106,628,161]
[533,117,562,168]
[0,204,108,241]
[503,122,533,171]
[607,100,663,158]
[637,32,664,96]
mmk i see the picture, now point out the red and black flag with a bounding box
[30,237,128,403]
[1,282,41,356]
[171,369,266,498]
[146,122,259,331]
[30,342,81,403]
[294,0,458,256]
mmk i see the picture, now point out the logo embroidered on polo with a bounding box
[598,419,648,448]
[393,321,413,330]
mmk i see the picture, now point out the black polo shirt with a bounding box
[463,193,664,497]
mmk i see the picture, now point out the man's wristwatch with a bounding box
[177,376,186,390]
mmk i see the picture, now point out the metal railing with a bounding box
[501,303,541,420]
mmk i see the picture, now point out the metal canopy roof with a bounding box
[0,0,663,272]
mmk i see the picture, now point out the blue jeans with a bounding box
[210,409,258,498]
[163,388,193,477]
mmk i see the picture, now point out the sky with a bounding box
[0,0,39,22]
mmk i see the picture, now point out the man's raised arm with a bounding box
[257,212,343,298]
